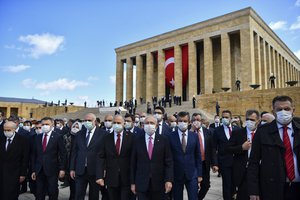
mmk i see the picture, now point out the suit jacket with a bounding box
[209,123,220,132]
[247,118,300,200]
[226,127,249,187]
[70,126,106,176]
[155,121,171,136]
[97,131,134,187]
[131,132,173,192]
[168,130,202,181]
[16,127,30,138]
[213,125,239,167]
[31,130,66,176]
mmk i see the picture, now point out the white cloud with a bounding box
[109,75,116,84]
[269,21,287,30]
[2,65,31,73]
[78,96,89,100]
[290,16,300,30]
[22,78,36,88]
[19,33,64,58]
[87,76,99,81]
[294,50,300,59]
[296,0,300,7]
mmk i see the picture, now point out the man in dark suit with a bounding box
[248,96,300,200]
[168,111,202,200]
[0,121,29,200]
[154,106,171,136]
[103,114,114,134]
[209,115,221,131]
[0,111,5,136]
[190,113,218,200]
[213,110,239,200]
[31,117,67,200]
[70,113,108,200]
[226,109,260,200]
[131,115,173,200]
[96,115,134,200]
[124,113,142,136]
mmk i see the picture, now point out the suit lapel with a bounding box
[269,121,285,149]
[152,133,160,160]
[292,119,300,150]
[141,134,150,160]
[88,128,98,148]
[174,130,184,153]
[120,132,129,156]
[45,132,55,152]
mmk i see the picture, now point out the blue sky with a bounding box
[1,0,300,107]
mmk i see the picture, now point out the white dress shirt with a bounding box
[246,127,256,158]
[223,125,232,140]
[277,122,300,182]
[178,129,188,144]
[114,131,123,152]
[145,133,155,151]
[158,121,163,134]
[42,130,53,145]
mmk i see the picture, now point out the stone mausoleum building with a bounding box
[115,7,300,104]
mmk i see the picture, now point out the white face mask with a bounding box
[144,124,156,136]
[23,126,31,132]
[104,121,112,129]
[192,121,202,129]
[178,122,188,132]
[135,118,140,123]
[222,118,230,126]
[215,118,220,123]
[154,114,163,122]
[260,121,267,125]
[71,127,80,134]
[4,131,14,138]
[276,110,293,125]
[246,120,257,131]
[42,125,51,133]
[170,122,177,129]
[113,124,123,133]
[124,122,132,130]
[35,129,43,134]
[140,117,146,123]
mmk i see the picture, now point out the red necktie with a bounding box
[198,130,205,161]
[228,126,232,137]
[148,136,153,159]
[251,132,255,140]
[116,133,121,155]
[283,126,295,182]
[42,133,48,152]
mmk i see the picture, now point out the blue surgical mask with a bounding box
[84,121,94,131]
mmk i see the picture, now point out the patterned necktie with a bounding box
[116,133,121,155]
[42,133,48,152]
[182,132,187,153]
[283,126,295,182]
[148,136,153,159]
[86,131,91,147]
[6,138,11,151]
[198,130,205,161]
[228,126,232,137]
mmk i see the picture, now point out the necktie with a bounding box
[148,136,153,159]
[251,131,255,140]
[283,126,295,182]
[198,130,205,161]
[42,133,48,152]
[182,132,187,153]
[228,126,232,137]
[86,131,91,147]
[6,139,11,151]
[116,133,121,155]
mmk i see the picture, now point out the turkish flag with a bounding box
[182,44,188,87]
[165,48,174,89]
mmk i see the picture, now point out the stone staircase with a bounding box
[51,101,214,122]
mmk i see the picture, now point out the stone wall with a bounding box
[32,105,84,120]
[197,86,300,117]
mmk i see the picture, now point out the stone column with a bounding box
[254,33,262,87]
[116,57,124,103]
[277,54,282,88]
[240,28,255,90]
[261,38,267,89]
[174,45,182,96]
[146,52,153,103]
[188,41,197,99]
[266,43,271,88]
[157,49,165,98]
[221,33,231,89]
[136,55,143,104]
[283,59,287,87]
[287,63,291,81]
[280,56,284,88]
[204,37,213,94]
[126,57,133,100]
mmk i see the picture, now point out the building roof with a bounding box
[0,97,47,104]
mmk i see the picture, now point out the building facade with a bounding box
[115,7,300,104]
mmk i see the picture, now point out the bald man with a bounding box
[96,115,134,200]
[0,121,29,200]
[103,114,114,134]
[70,113,108,200]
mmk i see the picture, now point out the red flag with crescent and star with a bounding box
[165,48,175,89]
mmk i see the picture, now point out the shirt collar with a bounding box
[7,132,16,141]
[178,128,188,136]
[276,121,292,130]
[145,133,155,141]
[115,131,123,137]
[88,126,96,134]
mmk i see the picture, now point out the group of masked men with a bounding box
[0,95,299,200]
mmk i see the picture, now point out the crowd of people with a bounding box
[0,95,299,200]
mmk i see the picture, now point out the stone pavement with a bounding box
[19,172,222,200]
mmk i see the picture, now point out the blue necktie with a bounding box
[86,131,91,146]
